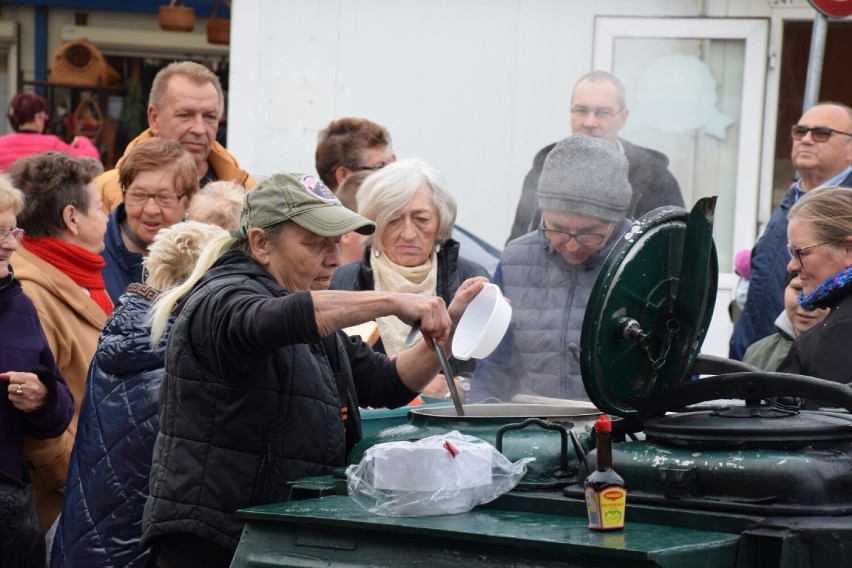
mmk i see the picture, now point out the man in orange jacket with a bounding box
[96,61,255,214]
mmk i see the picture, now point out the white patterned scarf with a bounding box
[370,249,438,357]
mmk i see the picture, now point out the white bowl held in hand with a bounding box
[452,283,512,360]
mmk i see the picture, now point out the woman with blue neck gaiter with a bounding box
[778,186,852,408]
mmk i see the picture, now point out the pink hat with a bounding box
[734,248,752,280]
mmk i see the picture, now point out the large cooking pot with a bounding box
[348,403,601,489]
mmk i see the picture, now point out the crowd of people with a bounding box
[0,59,850,567]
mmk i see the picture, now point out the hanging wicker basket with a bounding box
[159,0,195,32]
[73,92,104,142]
[207,0,231,45]
[49,39,121,87]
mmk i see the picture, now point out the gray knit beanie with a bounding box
[537,134,632,222]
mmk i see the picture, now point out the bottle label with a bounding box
[585,486,626,531]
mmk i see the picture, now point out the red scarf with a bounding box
[22,236,113,315]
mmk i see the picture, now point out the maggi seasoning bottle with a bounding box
[584,414,626,531]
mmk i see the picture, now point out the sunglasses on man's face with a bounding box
[791,124,852,143]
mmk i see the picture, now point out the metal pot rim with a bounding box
[409,403,602,420]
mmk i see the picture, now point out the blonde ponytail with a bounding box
[148,230,237,346]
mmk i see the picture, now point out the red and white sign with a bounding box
[809,0,852,18]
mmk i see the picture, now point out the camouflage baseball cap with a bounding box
[239,173,375,237]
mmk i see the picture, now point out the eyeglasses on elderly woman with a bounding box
[0,226,24,241]
[122,189,187,208]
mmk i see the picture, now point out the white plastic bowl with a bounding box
[452,283,512,360]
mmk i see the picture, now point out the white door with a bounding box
[593,17,769,357]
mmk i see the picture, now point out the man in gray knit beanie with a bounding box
[536,133,631,265]
[467,132,635,404]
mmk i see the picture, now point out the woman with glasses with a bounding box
[777,186,852,405]
[6,152,109,534]
[0,175,74,568]
[0,92,100,171]
[101,138,197,303]
[731,103,852,361]
[331,159,489,400]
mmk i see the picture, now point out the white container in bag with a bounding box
[347,431,533,517]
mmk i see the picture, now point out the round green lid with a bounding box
[581,198,718,417]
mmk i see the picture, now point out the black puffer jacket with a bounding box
[778,279,852,409]
[142,251,416,553]
[330,239,489,375]
[52,284,168,568]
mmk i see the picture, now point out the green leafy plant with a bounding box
[121,75,144,137]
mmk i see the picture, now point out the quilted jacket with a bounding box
[51,285,169,568]
[468,218,631,403]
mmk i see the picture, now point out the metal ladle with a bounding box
[434,341,465,416]
[405,322,465,416]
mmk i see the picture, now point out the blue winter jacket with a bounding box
[101,204,144,304]
[51,284,170,568]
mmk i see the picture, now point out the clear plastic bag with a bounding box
[346,430,534,517]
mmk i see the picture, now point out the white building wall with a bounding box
[229,0,806,358]
[227,0,787,249]
[6,0,822,359]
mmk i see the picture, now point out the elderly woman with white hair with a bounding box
[187,180,247,230]
[331,158,490,398]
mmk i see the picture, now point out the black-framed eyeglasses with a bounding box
[570,106,623,119]
[791,124,852,143]
[539,223,613,247]
[350,162,390,172]
[0,227,24,241]
[786,238,843,265]
[122,189,187,208]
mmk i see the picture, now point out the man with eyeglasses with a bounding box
[507,70,683,242]
[468,134,632,403]
[730,102,852,360]
[96,61,256,214]
[315,117,396,193]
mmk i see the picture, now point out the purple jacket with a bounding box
[0,272,74,481]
